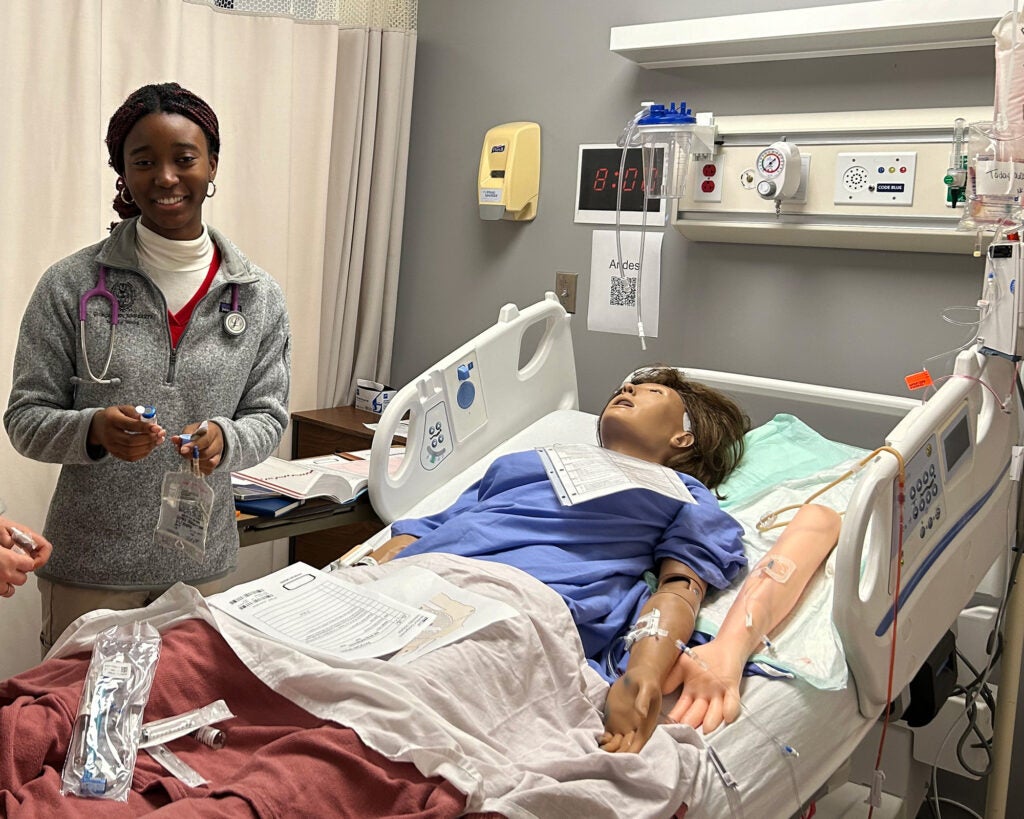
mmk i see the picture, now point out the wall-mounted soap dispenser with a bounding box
[478,122,540,221]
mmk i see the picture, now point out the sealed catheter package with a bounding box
[60,622,162,801]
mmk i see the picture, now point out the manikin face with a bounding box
[598,381,693,465]
[121,112,218,241]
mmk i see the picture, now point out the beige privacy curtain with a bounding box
[0,0,415,674]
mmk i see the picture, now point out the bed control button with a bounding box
[910,486,917,499]
[920,526,926,538]
[457,380,476,409]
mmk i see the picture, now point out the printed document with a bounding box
[208,563,434,660]
[355,565,520,665]
[537,443,696,506]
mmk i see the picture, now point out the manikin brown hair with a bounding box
[602,367,750,494]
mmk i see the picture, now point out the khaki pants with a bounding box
[39,577,224,658]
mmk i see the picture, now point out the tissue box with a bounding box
[354,379,395,414]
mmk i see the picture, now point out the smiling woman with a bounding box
[120,112,218,241]
[4,83,292,656]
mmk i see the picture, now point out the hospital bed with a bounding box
[361,292,1020,817]
[0,294,1016,818]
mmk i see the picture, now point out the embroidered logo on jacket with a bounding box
[112,281,136,312]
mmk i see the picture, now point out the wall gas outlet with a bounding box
[555,271,578,313]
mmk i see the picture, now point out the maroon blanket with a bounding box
[0,619,498,818]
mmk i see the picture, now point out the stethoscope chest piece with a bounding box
[223,311,246,336]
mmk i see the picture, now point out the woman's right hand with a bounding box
[0,517,50,598]
[88,405,166,461]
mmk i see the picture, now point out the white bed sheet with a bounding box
[355,409,878,818]
[50,558,706,819]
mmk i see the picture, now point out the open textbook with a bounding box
[232,452,401,504]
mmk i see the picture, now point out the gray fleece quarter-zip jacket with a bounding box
[4,218,291,589]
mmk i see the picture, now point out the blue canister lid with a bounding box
[637,102,696,125]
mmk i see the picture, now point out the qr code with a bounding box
[610,275,637,307]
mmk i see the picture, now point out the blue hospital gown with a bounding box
[391,449,746,681]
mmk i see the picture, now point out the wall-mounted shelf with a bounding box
[610,0,1007,68]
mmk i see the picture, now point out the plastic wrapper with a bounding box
[155,449,213,562]
[60,622,162,801]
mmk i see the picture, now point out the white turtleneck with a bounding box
[135,221,215,314]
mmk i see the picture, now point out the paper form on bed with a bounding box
[207,563,435,660]
[537,443,696,506]
[231,452,402,503]
[353,565,520,665]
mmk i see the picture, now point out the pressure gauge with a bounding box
[754,141,802,201]
[756,147,785,178]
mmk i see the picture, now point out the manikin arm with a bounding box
[663,503,841,732]
[368,534,418,564]
[600,557,706,753]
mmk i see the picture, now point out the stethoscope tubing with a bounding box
[75,266,242,386]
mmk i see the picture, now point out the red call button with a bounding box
[701,179,716,193]
[702,164,717,177]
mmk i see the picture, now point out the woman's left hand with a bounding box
[599,667,662,753]
[172,421,224,476]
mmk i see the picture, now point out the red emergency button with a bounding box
[701,179,716,193]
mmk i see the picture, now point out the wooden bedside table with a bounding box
[288,405,403,566]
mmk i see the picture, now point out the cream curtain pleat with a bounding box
[319,26,416,405]
[0,0,416,677]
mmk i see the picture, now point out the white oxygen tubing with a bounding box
[616,106,649,350]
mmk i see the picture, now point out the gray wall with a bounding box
[393,0,1006,813]
[394,0,994,449]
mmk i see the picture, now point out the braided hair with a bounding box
[105,83,220,222]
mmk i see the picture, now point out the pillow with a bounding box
[718,414,868,509]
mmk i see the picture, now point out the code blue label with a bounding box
[877,183,905,193]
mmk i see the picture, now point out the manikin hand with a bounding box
[172,421,224,476]
[599,666,662,753]
[88,405,166,461]
[663,639,744,733]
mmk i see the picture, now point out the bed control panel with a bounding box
[420,401,453,470]
[442,353,488,440]
[890,404,972,594]
[892,435,944,594]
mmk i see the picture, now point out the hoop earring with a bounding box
[206,181,217,198]
[119,183,135,205]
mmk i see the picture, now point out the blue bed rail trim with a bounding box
[875,459,1011,638]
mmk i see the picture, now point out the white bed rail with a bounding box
[368,293,578,523]
[680,368,917,417]
[836,351,1018,717]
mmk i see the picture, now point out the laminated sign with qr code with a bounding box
[587,229,662,337]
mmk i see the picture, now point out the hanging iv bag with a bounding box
[959,11,1024,233]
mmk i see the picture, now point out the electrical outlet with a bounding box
[555,272,578,314]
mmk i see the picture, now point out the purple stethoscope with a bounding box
[73,266,244,386]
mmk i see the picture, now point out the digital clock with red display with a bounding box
[574,144,666,225]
